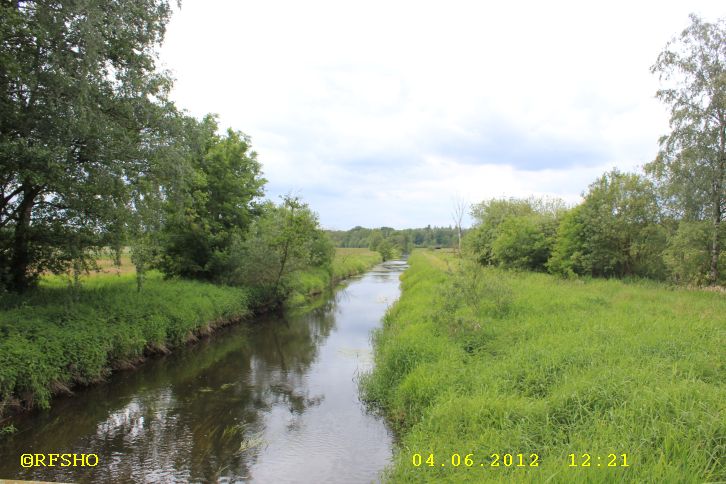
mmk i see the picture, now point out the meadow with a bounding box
[0,248,381,419]
[362,250,725,483]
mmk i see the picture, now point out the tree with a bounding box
[0,0,177,291]
[548,170,666,278]
[647,14,725,284]
[465,197,564,266]
[451,196,467,256]
[158,116,266,281]
[466,198,534,265]
[233,196,334,302]
[663,221,725,285]
[491,215,554,271]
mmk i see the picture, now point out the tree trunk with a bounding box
[710,178,722,285]
[457,226,462,257]
[711,134,725,285]
[710,218,720,284]
[10,187,36,292]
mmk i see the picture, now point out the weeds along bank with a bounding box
[362,250,725,483]
[0,249,381,418]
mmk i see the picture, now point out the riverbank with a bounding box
[287,248,383,305]
[362,250,725,483]
[0,248,381,421]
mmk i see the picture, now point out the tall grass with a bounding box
[362,250,726,483]
[0,271,251,415]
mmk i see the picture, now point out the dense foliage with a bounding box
[157,116,266,283]
[465,171,722,284]
[548,170,667,279]
[229,196,335,303]
[465,197,564,271]
[0,1,332,296]
[0,0,178,291]
[647,14,725,284]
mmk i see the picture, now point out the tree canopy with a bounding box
[647,14,726,284]
[1,0,177,291]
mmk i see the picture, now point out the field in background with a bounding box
[363,250,725,483]
[60,247,381,283]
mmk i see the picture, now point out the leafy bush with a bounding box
[548,170,667,279]
[664,221,726,285]
[491,215,555,271]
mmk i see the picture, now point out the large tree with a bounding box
[158,115,266,281]
[647,14,725,284]
[0,0,177,291]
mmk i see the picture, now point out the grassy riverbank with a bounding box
[362,250,726,483]
[0,248,381,419]
[288,248,382,305]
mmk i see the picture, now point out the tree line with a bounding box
[327,226,461,260]
[0,1,332,299]
[465,16,725,286]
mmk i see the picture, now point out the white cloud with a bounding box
[158,0,724,229]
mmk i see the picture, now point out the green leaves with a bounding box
[0,0,177,291]
[549,170,666,279]
[157,116,265,282]
[224,196,334,305]
[464,197,564,271]
[647,14,725,284]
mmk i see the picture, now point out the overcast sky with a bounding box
[158,0,724,229]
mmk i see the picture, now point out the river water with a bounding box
[0,260,406,483]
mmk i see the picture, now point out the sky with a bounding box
[158,0,724,230]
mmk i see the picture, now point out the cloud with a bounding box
[158,0,724,229]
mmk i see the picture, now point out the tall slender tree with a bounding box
[647,14,725,284]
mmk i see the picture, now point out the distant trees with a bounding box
[647,14,725,285]
[328,226,457,253]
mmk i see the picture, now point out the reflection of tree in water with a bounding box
[0,293,346,482]
[246,298,338,413]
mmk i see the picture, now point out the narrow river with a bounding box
[0,260,407,483]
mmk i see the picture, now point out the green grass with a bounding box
[0,271,251,416]
[362,250,726,483]
[287,248,382,305]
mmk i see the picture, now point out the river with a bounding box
[0,260,407,483]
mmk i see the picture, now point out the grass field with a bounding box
[362,250,725,483]
[0,248,381,419]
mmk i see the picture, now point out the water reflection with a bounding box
[0,261,406,483]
